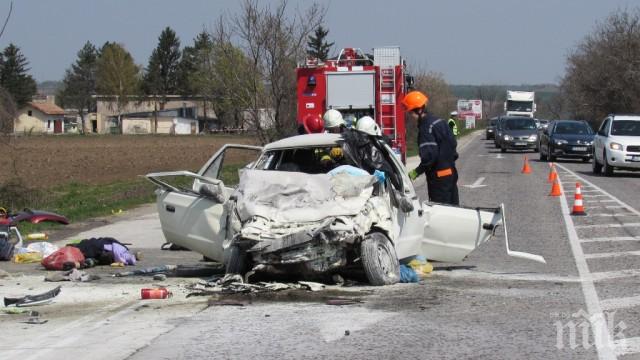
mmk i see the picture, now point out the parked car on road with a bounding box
[539,120,594,162]
[486,117,498,140]
[146,133,543,285]
[497,116,539,153]
[593,114,640,176]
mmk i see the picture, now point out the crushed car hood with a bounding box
[235,170,376,224]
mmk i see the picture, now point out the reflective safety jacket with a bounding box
[416,113,458,177]
[448,117,459,136]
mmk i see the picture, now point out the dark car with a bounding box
[486,117,498,140]
[539,120,594,162]
[498,116,539,153]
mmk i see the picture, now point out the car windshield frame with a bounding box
[553,122,593,135]
[611,120,640,136]
[503,117,537,131]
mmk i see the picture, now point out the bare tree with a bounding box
[474,85,503,119]
[0,1,12,40]
[213,0,325,144]
[411,67,455,120]
[561,7,640,125]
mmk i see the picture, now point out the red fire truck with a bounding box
[296,47,412,162]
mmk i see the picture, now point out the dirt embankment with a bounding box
[2,135,258,188]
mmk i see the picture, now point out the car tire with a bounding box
[501,146,507,153]
[360,232,399,286]
[602,150,614,176]
[225,245,248,275]
[495,143,500,149]
[582,157,591,163]
[540,148,547,161]
[534,146,539,153]
[592,152,602,174]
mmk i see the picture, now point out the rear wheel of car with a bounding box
[225,245,247,275]
[602,150,614,176]
[360,232,399,286]
[592,152,602,174]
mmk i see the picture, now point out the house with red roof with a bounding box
[15,100,66,134]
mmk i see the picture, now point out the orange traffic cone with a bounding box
[549,179,562,197]
[548,164,557,183]
[571,182,587,216]
[521,156,532,174]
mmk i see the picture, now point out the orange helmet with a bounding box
[402,91,429,111]
[303,114,324,133]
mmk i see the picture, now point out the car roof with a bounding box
[612,114,640,121]
[264,133,342,150]
[552,120,587,124]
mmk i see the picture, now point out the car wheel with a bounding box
[534,146,539,153]
[360,232,399,286]
[501,146,507,153]
[602,150,614,176]
[494,142,500,149]
[592,152,602,174]
[582,157,591,163]
[225,245,248,275]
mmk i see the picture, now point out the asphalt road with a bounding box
[2,131,640,360]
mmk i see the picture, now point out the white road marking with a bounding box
[555,175,617,359]
[463,177,487,189]
[565,190,601,193]
[584,251,640,259]
[580,236,640,243]
[589,213,639,218]
[575,223,640,229]
[600,295,640,311]
[588,200,617,203]
[591,269,640,281]
[586,194,612,197]
[615,337,640,356]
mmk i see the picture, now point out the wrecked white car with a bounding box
[146,132,544,285]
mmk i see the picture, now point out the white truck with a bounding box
[504,90,536,118]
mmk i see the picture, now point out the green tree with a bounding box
[58,41,98,134]
[0,43,37,108]
[96,42,141,132]
[178,30,212,96]
[306,25,333,61]
[143,27,181,132]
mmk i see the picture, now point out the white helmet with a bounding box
[356,116,381,136]
[450,111,458,117]
[323,109,345,129]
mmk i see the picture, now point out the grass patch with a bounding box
[2,178,157,233]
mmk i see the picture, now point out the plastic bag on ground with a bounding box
[27,242,59,257]
[41,246,85,270]
[399,264,419,283]
[13,252,43,263]
[407,255,433,278]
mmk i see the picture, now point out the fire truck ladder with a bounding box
[379,67,397,142]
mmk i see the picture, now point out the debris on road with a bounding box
[70,237,137,266]
[113,264,223,278]
[186,274,329,297]
[153,274,167,281]
[41,246,85,270]
[208,299,249,306]
[4,286,62,307]
[326,298,363,306]
[45,268,99,282]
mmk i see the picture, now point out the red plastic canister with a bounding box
[140,288,171,299]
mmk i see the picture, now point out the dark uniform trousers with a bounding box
[426,167,459,205]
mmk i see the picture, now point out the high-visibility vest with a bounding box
[448,118,459,136]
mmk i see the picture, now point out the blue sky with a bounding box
[1,0,636,84]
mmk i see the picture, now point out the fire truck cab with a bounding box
[296,47,412,162]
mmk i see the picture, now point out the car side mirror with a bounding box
[199,182,226,204]
[598,129,607,137]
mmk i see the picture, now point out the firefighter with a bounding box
[448,111,459,137]
[323,109,346,133]
[402,91,459,205]
[355,116,382,136]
